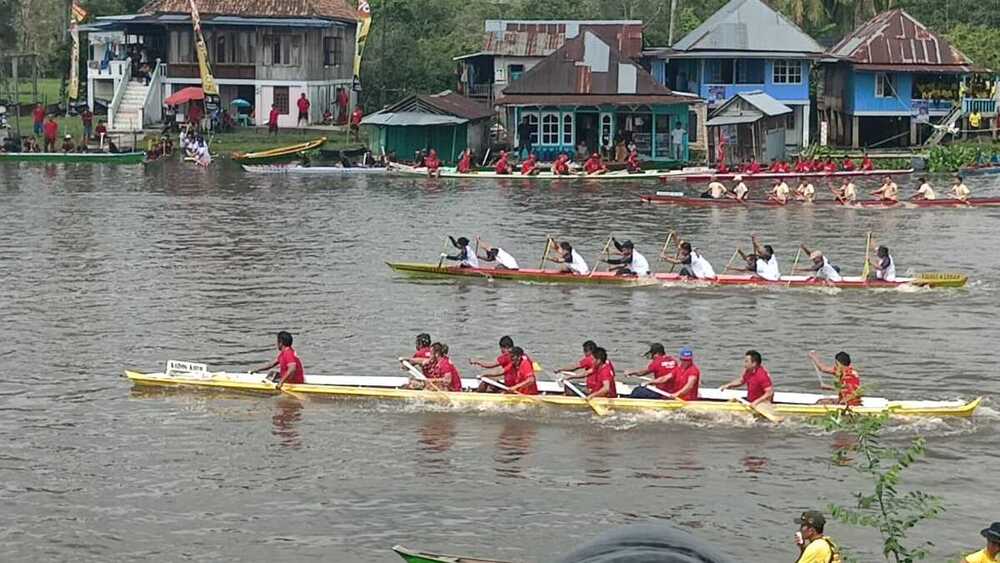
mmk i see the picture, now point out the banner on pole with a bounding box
[352,0,372,91]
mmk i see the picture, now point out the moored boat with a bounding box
[640,192,1000,208]
[242,163,387,175]
[123,361,983,419]
[231,137,326,164]
[392,545,512,563]
[386,262,968,289]
[662,168,915,183]
[0,151,146,164]
[388,162,677,182]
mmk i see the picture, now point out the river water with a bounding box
[1,161,997,562]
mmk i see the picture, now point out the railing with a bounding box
[107,57,131,130]
[963,97,997,116]
[166,63,255,79]
[142,60,164,126]
[466,83,493,98]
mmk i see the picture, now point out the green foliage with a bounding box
[945,24,1000,71]
[927,144,981,172]
[815,410,944,562]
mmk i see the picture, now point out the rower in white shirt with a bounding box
[728,175,750,202]
[475,237,519,270]
[547,240,590,275]
[868,239,897,282]
[833,178,858,205]
[795,245,843,282]
[911,177,936,201]
[703,177,728,199]
[442,236,480,268]
[769,179,791,204]
[950,175,971,202]
[794,179,816,203]
[870,176,900,202]
[662,241,716,279]
[605,238,651,277]
[750,233,781,281]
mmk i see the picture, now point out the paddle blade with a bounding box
[913,272,968,287]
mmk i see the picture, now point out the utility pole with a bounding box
[668,0,678,46]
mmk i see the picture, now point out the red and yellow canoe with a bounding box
[640,193,1000,208]
[662,168,914,183]
[386,262,967,289]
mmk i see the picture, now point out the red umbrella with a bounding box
[164,87,205,106]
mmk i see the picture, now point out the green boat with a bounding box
[392,545,514,563]
[0,151,146,165]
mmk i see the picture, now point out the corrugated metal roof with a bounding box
[361,112,467,127]
[707,90,791,125]
[91,13,340,28]
[672,0,824,54]
[140,0,356,22]
[496,94,690,107]
[827,9,978,70]
[381,91,492,122]
[736,91,792,116]
[463,22,645,60]
[706,114,760,126]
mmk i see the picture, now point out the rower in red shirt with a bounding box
[552,153,571,175]
[520,152,540,176]
[471,335,515,392]
[554,340,597,394]
[400,332,434,373]
[494,151,512,175]
[769,160,784,172]
[746,158,762,174]
[254,331,304,389]
[626,148,642,173]
[425,148,442,178]
[507,346,539,395]
[794,158,810,173]
[861,153,874,171]
[425,343,463,392]
[583,153,608,175]
[625,343,677,399]
[842,157,856,171]
[719,349,774,406]
[823,158,838,172]
[809,350,862,406]
[670,347,701,401]
[716,162,730,173]
[584,347,617,400]
[457,149,474,174]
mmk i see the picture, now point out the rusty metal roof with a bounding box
[384,91,492,122]
[471,22,644,59]
[828,9,977,70]
[140,0,356,21]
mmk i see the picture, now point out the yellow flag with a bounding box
[189,0,219,96]
[68,1,87,100]
[353,0,372,89]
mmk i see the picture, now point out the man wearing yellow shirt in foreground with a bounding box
[964,522,1000,563]
[794,511,841,563]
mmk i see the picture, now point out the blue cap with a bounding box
[679,347,693,359]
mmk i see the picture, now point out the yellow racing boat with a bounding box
[231,137,326,164]
[124,361,982,419]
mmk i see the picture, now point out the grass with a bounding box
[11,114,89,140]
[6,78,65,106]
[201,127,365,154]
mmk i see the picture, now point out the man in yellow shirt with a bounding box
[963,522,1000,563]
[795,511,841,563]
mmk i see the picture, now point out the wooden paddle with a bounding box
[786,246,802,287]
[588,234,614,278]
[401,359,446,394]
[656,230,675,268]
[479,376,546,405]
[668,232,683,273]
[641,383,684,402]
[436,238,450,268]
[538,235,552,270]
[735,398,783,423]
[562,379,610,417]
[861,231,873,280]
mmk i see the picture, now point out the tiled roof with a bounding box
[140,0,356,21]
[828,9,976,70]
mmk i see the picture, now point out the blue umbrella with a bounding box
[230,98,251,108]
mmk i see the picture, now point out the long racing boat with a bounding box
[662,168,915,183]
[386,262,968,289]
[242,164,387,175]
[124,361,982,419]
[640,192,1000,208]
[388,162,676,182]
[0,151,146,164]
[393,545,510,563]
[232,138,326,164]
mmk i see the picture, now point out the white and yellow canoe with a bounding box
[124,361,982,419]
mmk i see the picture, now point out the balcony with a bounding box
[88,59,130,80]
[466,82,493,99]
[165,63,256,80]
[963,97,997,116]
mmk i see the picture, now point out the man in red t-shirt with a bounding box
[350,105,363,140]
[296,93,310,128]
[43,116,59,152]
[670,347,701,401]
[255,331,304,389]
[471,335,515,392]
[626,343,677,399]
[584,347,617,400]
[32,104,45,136]
[424,342,462,392]
[507,346,539,395]
[809,350,862,406]
[425,149,442,178]
[554,340,597,395]
[583,153,608,175]
[267,104,280,135]
[400,332,433,373]
[720,350,773,406]
[336,87,349,124]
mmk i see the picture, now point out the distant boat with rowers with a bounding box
[0,151,146,165]
[242,163,387,175]
[385,262,967,289]
[659,167,915,183]
[640,192,1000,208]
[387,162,678,182]
[124,362,982,419]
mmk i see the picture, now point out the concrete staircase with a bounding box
[110,79,149,133]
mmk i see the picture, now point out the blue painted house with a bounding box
[821,9,991,148]
[495,31,695,163]
[644,0,824,155]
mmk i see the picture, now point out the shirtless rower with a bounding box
[768,179,791,204]
[833,178,858,205]
[728,175,750,201]
[442,236,480,268]
[547,240,590,275]
[795,245,843,283]
[703,177,728,199]
[870,176,899,203]
[470,335,515,393]
[794,178,816,203]
[911,177,936,201]
[605,239,651,277]
[808,350,861,406]
[475,237,519,270]
[719,350,774,407]
[867,240,896,282]
[749,234,781,281]
[950,175,972,202]
[662,241,716,279]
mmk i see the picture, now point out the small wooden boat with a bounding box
[241,164,387,175]
[659,168,915,183]
[640,192,1000,208]
[392,545,512,563]
[123,361,983,419]
[0,151,146,164]
[958,163,1000,176]
[386,262,967,289]
[231,138,326,164]
[388,162,676,182]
